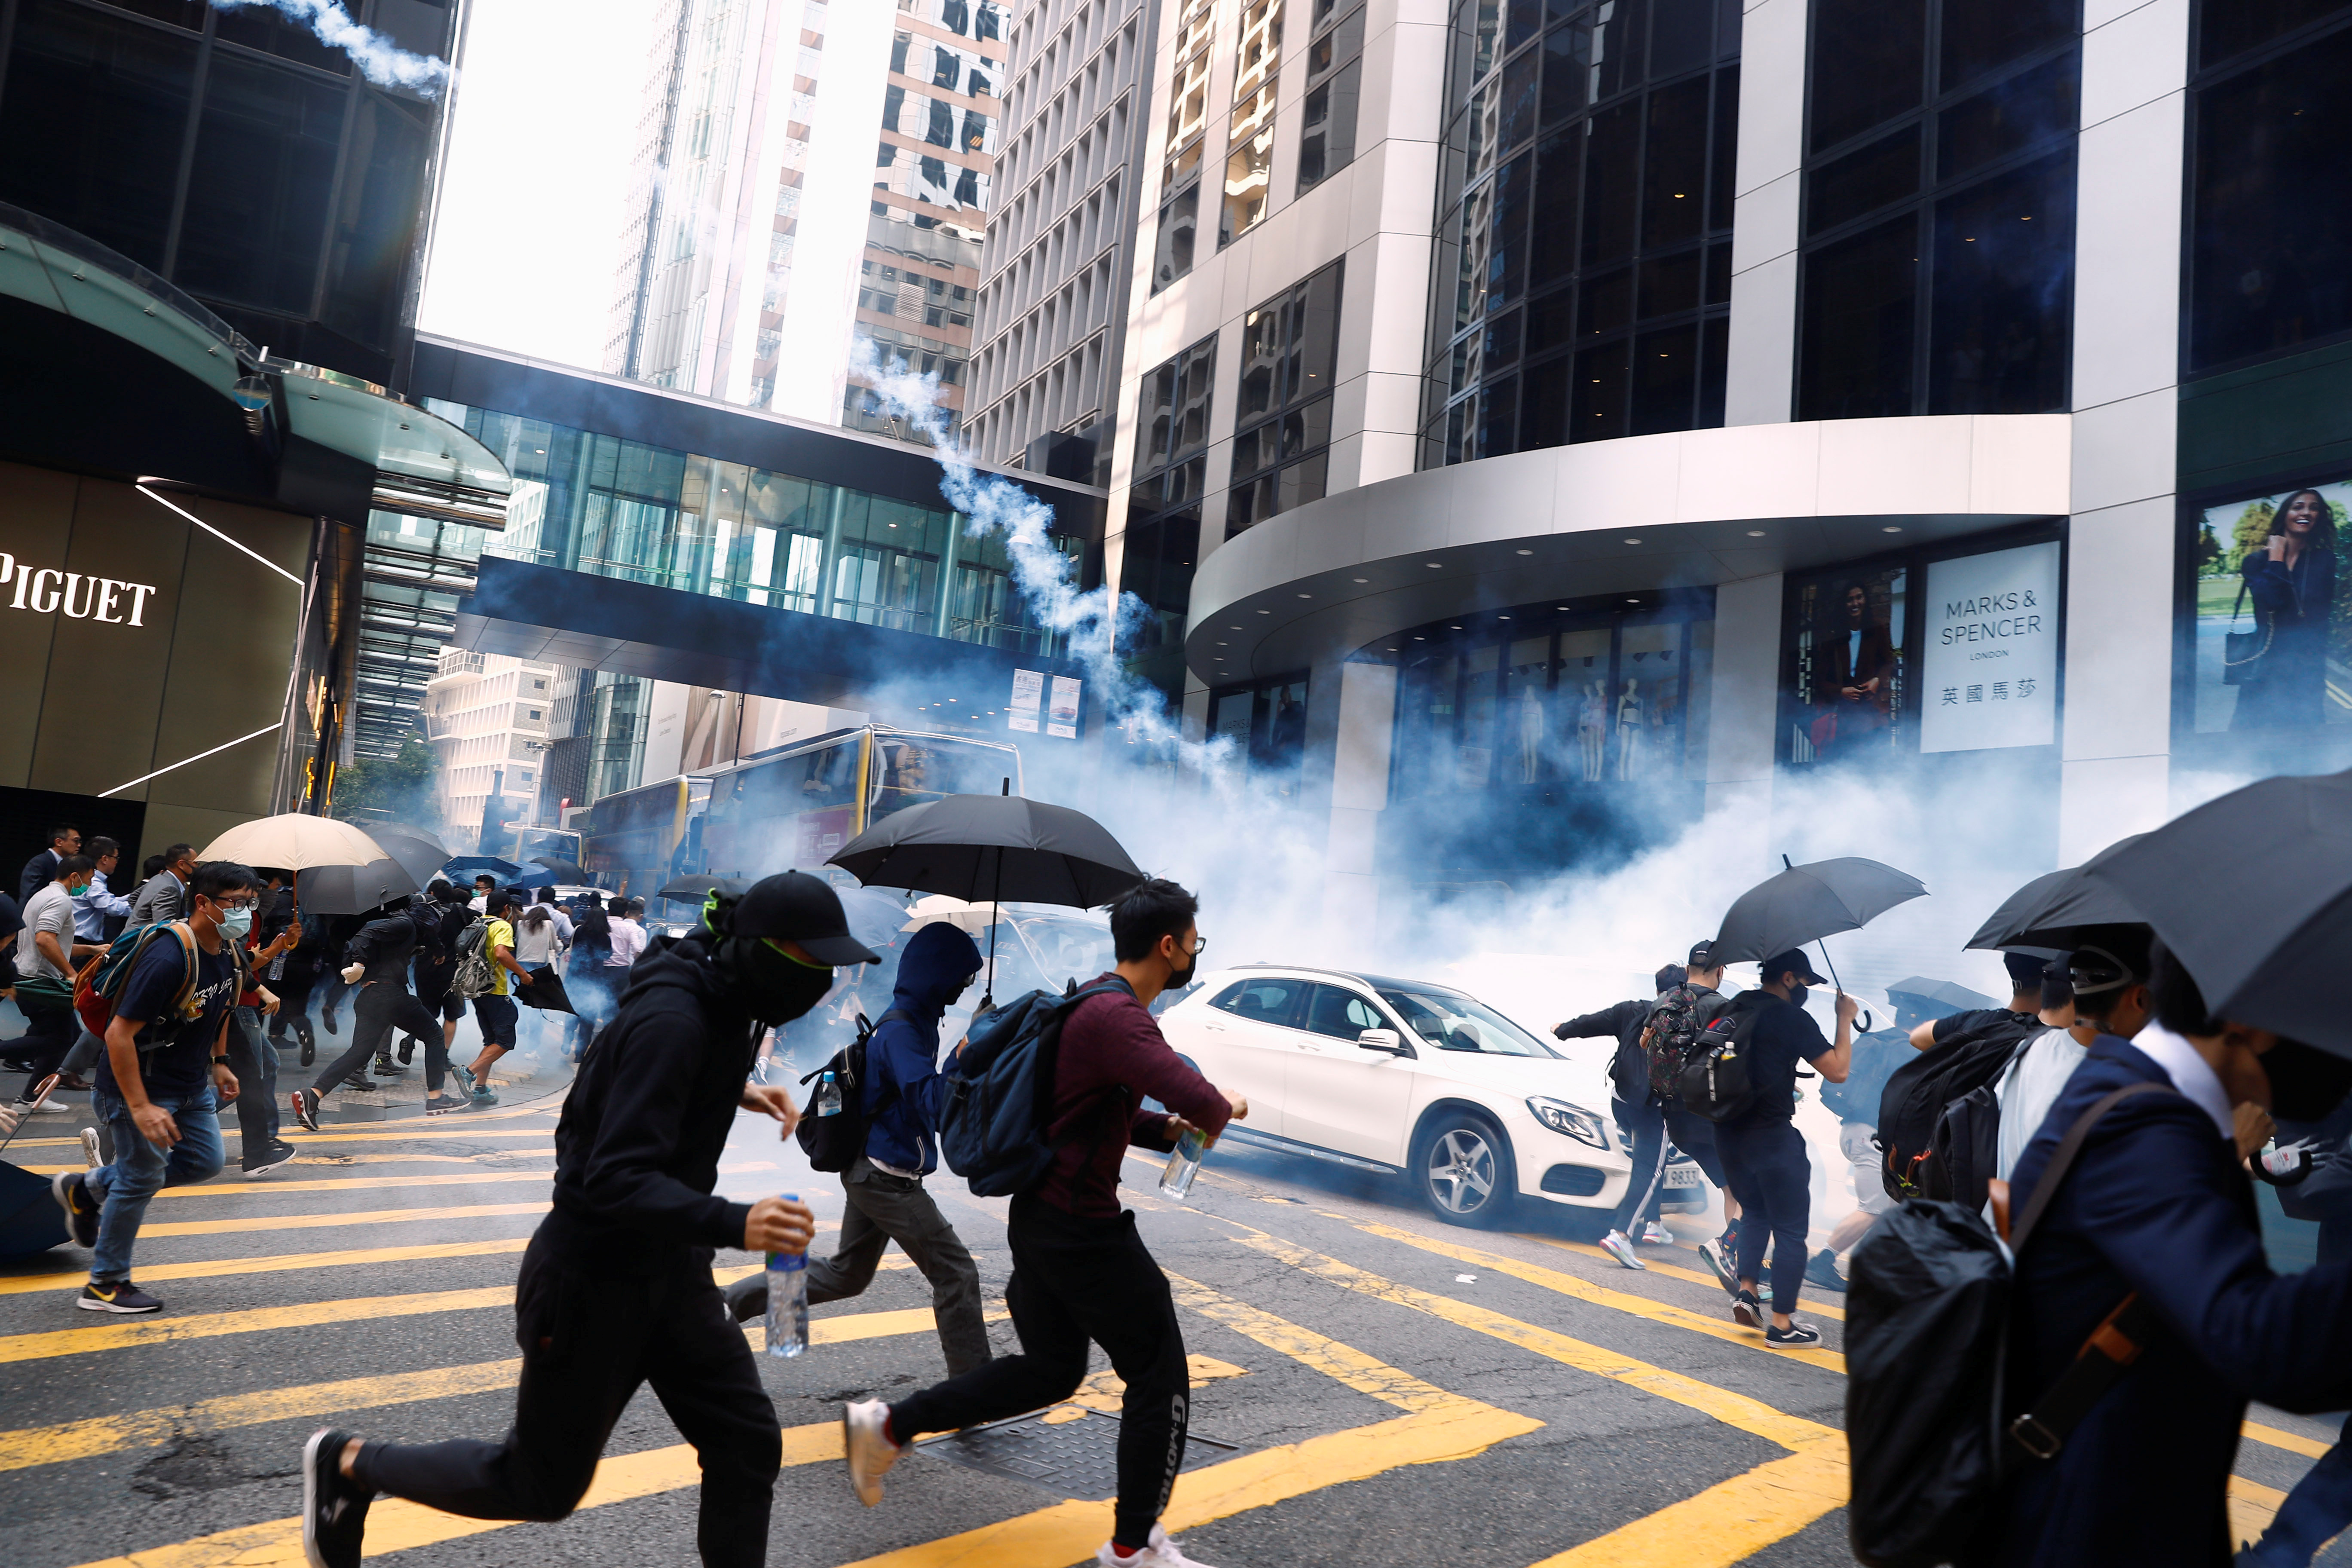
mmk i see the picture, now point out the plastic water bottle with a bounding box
[813,1071,843,1118]
[763,1191,809,1359]
[1158,1127,1208,1201]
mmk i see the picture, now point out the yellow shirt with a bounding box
[485,917,515,995]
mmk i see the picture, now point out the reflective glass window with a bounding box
[1226,263,1342,536]
[176,53,347,314]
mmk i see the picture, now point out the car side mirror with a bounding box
[1357,1028,1405,1054]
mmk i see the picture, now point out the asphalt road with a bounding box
[3,1063,2346,1568]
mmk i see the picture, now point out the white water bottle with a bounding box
[813,1071,843,1118]
[1159,1126,1208,1201]
[763,1190,810,1358]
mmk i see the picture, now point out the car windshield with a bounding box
[1375,988,1558,1057]
[1018,915,1115,989]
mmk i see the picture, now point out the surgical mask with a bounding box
[2262,1038,2352,1122]
[217,906,253,940]
[717,935,834,1024]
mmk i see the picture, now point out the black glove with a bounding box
[1552,1022,1573,1040]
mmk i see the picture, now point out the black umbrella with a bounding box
[514,963,577,1016]
[655,874,749,904]
[1965,835,2148,952]
[295,857,423,917]
[1712,855,1928,1024]
[1884,977,1999,1014]
[2086,770,2352,1053]
[529,855,591,883]
[829,785,1145,1006]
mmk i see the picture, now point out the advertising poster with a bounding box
[1918,542,2061,753]
[1008,668,1044,732]
[1047,674,1082,738]
[2191,481,2351,735]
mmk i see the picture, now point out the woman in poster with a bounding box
[2233,488,2340,730]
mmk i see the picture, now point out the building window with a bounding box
[1297,0,1364,192]
[2187,4,2352,376]
[1423,0,1740,469]
[1124,334,1218,698]
[1222,0,1283,246]
[1154,0,1217,292]
[1209,674,1311,790]
[1795,0,2079,421]
[1228,260,1343,536]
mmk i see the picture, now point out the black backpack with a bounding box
[1675,996,1764,1123]
[795,1008,913,1173]
[939,979,1130,1197]
[1639,984,1732,1099]
[1845,1082,2176,1567]
[1875,1011,2040,1202]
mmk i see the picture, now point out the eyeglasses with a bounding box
[208,896,257,910]
[1181,935,1209,956]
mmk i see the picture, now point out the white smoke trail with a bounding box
[210,0,455,98]
[846,339,1245,789]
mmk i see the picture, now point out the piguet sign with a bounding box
[0,555,159,626]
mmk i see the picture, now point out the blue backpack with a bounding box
[938,979,1131,1197]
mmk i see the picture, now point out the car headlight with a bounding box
[1526,1096,1609,1150]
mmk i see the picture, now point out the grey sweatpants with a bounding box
[724,1156,990,1376]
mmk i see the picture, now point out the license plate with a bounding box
[1663,1164,1703,1189]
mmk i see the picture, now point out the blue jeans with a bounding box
[2246,1431,2352,1566]
[86,1083,224,1281]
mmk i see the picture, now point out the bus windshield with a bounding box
[872,734,1018,824]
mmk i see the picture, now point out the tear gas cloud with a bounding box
[209,0,454,98]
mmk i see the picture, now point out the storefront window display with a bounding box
[1785,565,1909,765]
[2188,480,2351,739]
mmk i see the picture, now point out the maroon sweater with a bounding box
[1033,974,1234,1217]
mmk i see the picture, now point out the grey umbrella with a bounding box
[2087,769,2352,1053]
[295,857,423,917]
[1965,835,2148,952]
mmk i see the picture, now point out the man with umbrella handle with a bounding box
[1715,950,1854,1348]
[290,894,450,1133]
[298,871,876,1568]
[840,878,1246,1568]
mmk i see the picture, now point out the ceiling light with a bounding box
[1256,609,1271,614]
[1499,614,1511,620]
[1882,525,1904,533]
[1296,592,1312,599]
[1449,624,1462,630]
[1413,635,1426,641]
[1351,576,1369,583]
[1229,625,1242,631]
[1623,537,1642,545]
[1515,548,1533,555]
[1216,640,1228,646]
[1746,529,1766,537]
[1425,561,1442,569]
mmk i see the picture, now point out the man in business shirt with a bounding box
[72,837,133,942]
[126,845,196,931]
[1972,942,2352,1566]
[18,824,80,906]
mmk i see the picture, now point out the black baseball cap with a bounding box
[726,871,881,965]
[1687,940,1719,968]
[1759,949,1828,985]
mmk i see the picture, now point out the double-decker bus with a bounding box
[580,726,1025,922]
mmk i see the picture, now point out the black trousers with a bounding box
[14,1004,77,1098]
[353,1237,779,1568]
[265,965,318,1044]
[222,1016,277,1162]
[890,1195,1188,1547]
[313,982,441,1096]
[1718,1117,1811,1314]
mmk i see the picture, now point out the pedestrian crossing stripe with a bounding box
[0,1237,535,1296]
[1520,1233,1848,1323]
[149,1170,554,1198]
[135,1200,550,1237]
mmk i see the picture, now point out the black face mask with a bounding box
[717,936,835,1025]
[2263,1038,2352,1122]
[1786,983,1810,1011]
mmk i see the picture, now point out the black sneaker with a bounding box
[1765,1320,1822,1348]
[244,1140,299,1178]
[396,1039,415,1065]
[291,1087,321,1133]
[51,1171,98,1247]
[299,1030,316,1068]
[78,1278,161,1314]
[371,1056,402,1077]
[424,1093,473,1116]
[723,1274,768,1323]
[1805,1249,1848,1292]
[1731,1288,1764,1329]
[301,1428,371,1568]
[320,1010,339,1036]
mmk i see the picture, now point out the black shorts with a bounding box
[473,994,518,1047]
[431,991,467,1023]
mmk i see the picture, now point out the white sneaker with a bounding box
[1598,1228,1647,1270]
[1639,1220,1673,1245]
[1096,1524,1218,1567]
[79,1127,102,1169]
[842,1400,901,1507]
[12,1097,70,1115]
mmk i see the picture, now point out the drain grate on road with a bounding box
[914,1411,1242,1498]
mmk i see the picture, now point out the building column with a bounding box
[2058,0,2190,861]
[1722,0,1807,427]
[1320,660,1397,935]
[1704,573,1782,878]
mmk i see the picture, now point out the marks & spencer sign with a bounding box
[0,555,159,626]
[1918,541,2061,753]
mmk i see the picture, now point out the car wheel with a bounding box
[1415,1112,1516,1229]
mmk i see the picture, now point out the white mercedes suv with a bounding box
[1159,965,1634,1228]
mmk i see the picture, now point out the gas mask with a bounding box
[2261,1038,2352,1122]
[717,935,834,1025]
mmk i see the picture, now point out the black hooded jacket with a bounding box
[341,902,444,987]
[539,931,761,1270]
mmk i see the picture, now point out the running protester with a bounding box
[842,878,1246,1568]
[459,890,530,1105]
[50,861,256,1314]
[299,871,878,1568]
[293,895,450,1129]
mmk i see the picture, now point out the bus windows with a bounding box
[797,743,861,808]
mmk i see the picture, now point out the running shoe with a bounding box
[1731,1288,1764,1329]
[1699,1232,1738,1293]
[424,1093,473,1116]
[51,1171,98,1247]
[1765,1320,1822,1348]
[396,1040,415,1066]
[371,1055,402,1077]
[320,1009,338,1036]
[471,1084,499,1106]
[723,1275,768,1323]
[78,1279,161,1314]
[1597,1229,1646,1271]
[243,1140,299,1178]
[450,1062,476,1092]
[299,1034,316,1068]
[291,1087,321,1133]
[1638,1220,1674,1245]
[1096,1525,1221,1566]
[79,1126,102,1169]
[1804,1249,1849,1292]
[301,1427,371,1568]
[842,1400,902,1507]
[11,1096,69,1115]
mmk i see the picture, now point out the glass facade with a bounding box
[1297,0,1365,193]
[0,0,446,386]
[1208,672,1311,793]
[1795,0,2079,420]
[1123,335,1218,697]
[2186,0,2352,376]
[1389,589,1715,797]
[1153,0,1216,293]
[1220,0,1283,247]
[428,399,1087,658]
[1227,260,1343,536]
[1424,0,1742,469]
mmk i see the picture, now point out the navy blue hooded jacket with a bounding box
[864,920,983,1176]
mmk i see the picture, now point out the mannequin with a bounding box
[1518,684,1544,782]
[1580,679,1607,781]
[1617,678,1645,780]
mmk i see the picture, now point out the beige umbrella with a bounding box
[899,894,1002,935]
[198,814,389,872]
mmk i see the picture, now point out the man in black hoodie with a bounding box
[297,871,877,1568]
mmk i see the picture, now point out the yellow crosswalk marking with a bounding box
[2232,1475,2285,1542]
[0,1237,532,1296]
[1166,1273,1457,1414]
[1523,1445,1849,1567]
[151,1170,553,1199]
[135,1201,549,1237]
[0,1288,513,1364]
[1519,1233,1848,1324]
